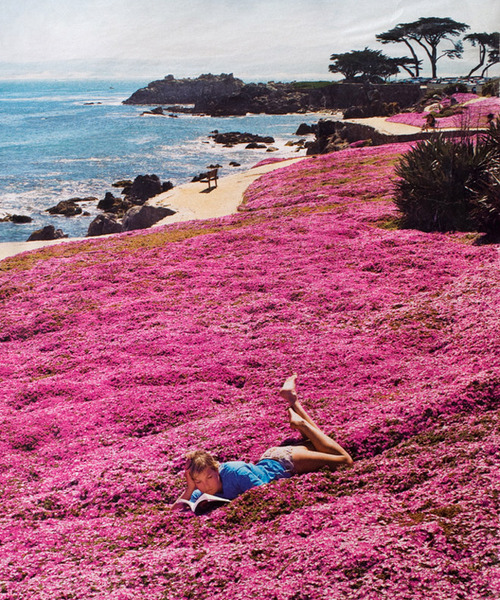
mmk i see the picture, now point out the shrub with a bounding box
[394,131,500,234]
[481,80,499,97]
[443,83,468,95]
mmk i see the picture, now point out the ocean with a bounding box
[0,79,324,243]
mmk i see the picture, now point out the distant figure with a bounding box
[422,113,437,131]
[172,374,353,509]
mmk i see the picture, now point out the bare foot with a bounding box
[287,407,306,431]
[280,373,298,405]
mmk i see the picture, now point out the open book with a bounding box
[177,493,231,515]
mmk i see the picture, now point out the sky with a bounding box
[1,0,498,82]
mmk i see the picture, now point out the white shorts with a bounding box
[258,445,296,474]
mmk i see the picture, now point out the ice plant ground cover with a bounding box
[0,143,499,599]
[387,94,500,129]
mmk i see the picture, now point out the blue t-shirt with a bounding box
[190,459,292,502]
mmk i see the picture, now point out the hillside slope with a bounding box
[0,145,499,599]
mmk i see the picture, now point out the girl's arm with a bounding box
[171,469,197,509]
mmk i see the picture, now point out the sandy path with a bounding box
[342,117,421,135]
[148,157,305,226]
[0,157,306,262]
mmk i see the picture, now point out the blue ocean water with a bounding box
[0,79,321,242]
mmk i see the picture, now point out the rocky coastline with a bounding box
[6,75,427,244]
[123,73,422,117]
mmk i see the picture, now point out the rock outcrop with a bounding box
[116,174,173,204]
[46,200,82,217]
[124,73,244,105]
[124,74,422,117]
[295,123,317,135]
[122,205,175,231]
[196,82,311,116]
[97,192,132,216]
[124,174,163,203]
[87,214,123,237]
[211,132,275,146]
[141,106,165,116]
[0,214,33,223]
[87,174,176,237]
[27,225,67,241]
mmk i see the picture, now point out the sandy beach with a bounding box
[0,111,477,263]
[342,117,422,135]
[0,157,306,262]
[147,156,306,225]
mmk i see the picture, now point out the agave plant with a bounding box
[395,130,500,235]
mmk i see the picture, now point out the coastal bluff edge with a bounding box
[123,73,422,116]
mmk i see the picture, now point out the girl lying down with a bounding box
[172,374,353,509]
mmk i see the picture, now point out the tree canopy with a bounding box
[376,24,423,77]
[328,47,405,82]
[464,32,500,77]
[376,17,469,78]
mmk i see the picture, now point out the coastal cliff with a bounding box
[123,73,244,105]
[124,74,422,116]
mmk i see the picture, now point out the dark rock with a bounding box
[305,140,320,155]
[122,205,175,231]
[212,132,275,145]
[27,225,67,241]
[198,81,310,116]
[229,161,241,167]
[97,192,131,215]
[343,106,366,119]
[125,75,422,116]
[1,214,33,223]
[295,123,316,135]
[126,174,163,204]
[141,106,165,116]
[112,180,133,188]
[46,200,82,217]
[162,181,174,192]
[124,73,244,105]
[306,117,440,156]
[165,105,196,114]
[343,100,401,119]
[12,214,33,223]
[245,142,267,149]
[191,172,207,183]
[87,214,123,237]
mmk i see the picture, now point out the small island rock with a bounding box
[46,200,82,217]
[27,225,67,241]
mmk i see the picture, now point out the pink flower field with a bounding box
[0,143,499,599]
[387,94,500,129]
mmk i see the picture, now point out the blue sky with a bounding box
[1,0,498,81]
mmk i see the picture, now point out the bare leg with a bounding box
[288,407,353,473]
[280,373,321,431]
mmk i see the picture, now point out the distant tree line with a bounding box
[329,17,499,82]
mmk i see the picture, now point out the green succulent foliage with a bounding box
[395,129,500,235]
[474,120,500,232]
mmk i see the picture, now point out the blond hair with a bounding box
[185,450,219,477]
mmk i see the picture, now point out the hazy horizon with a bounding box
[1,0,498,82]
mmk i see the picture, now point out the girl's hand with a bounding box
[184,467,196,493]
